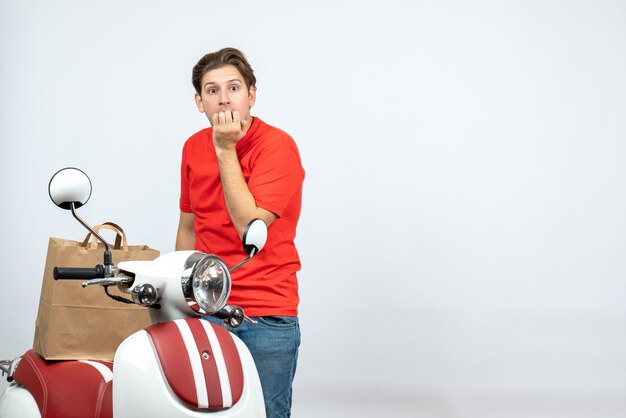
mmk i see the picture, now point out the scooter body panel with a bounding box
[0,384,40,418]
[119,251,199,323]
[113,328,266,418]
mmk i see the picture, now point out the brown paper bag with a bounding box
[33,222,160,361]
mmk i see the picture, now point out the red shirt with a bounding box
[180,117,304,316]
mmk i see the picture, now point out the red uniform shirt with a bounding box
[180,117,304,316]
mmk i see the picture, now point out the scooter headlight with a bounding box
[182,253,231,314]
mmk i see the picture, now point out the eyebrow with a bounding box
[203,79,243,88]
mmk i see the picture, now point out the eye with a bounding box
[206,88,217,95]
[229,85,239,92]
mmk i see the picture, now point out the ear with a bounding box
[194,93,205,113]
[248,85,257,108]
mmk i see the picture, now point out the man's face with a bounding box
[194,65,256,126]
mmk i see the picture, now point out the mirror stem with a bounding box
[229,248,257,273]
[70,202,112,266]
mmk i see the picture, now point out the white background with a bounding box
[1,1,626,417]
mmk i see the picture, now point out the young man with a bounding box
[176,47,304,418]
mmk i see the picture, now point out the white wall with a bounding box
[1,1,626,417]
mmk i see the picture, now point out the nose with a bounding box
[218,90,230,106]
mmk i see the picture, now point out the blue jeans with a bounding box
[203,315,300,418]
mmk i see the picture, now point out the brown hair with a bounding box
[192,47,257,94]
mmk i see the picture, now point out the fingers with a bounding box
[212,111,240,126]
[219,111,228,125]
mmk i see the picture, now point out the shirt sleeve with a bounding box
[179,143,193,213]
[248,140,304,218]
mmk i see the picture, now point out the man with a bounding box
[176,47,304,418]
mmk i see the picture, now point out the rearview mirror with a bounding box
[229,219,268,273]
[242,219,268,256]
[48,167,92,210]
[48,167,113,268]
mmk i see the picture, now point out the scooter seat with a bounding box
[13,349,113,418]
[145,318,244,410]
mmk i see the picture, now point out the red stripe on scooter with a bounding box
[185,318,224,408]
[212,323,244,404]
[146,322,198,407]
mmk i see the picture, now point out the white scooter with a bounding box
[0,167,266,418]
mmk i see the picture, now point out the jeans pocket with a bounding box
[256,316,298,329]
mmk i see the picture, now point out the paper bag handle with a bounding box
[82,222,129,251]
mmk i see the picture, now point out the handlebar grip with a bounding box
[214,308,229,319]
[53,265,105,280]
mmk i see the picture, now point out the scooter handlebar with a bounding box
[53,265,105,280]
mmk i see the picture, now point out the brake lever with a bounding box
[244,315,258,326]
[81,276,133,288]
